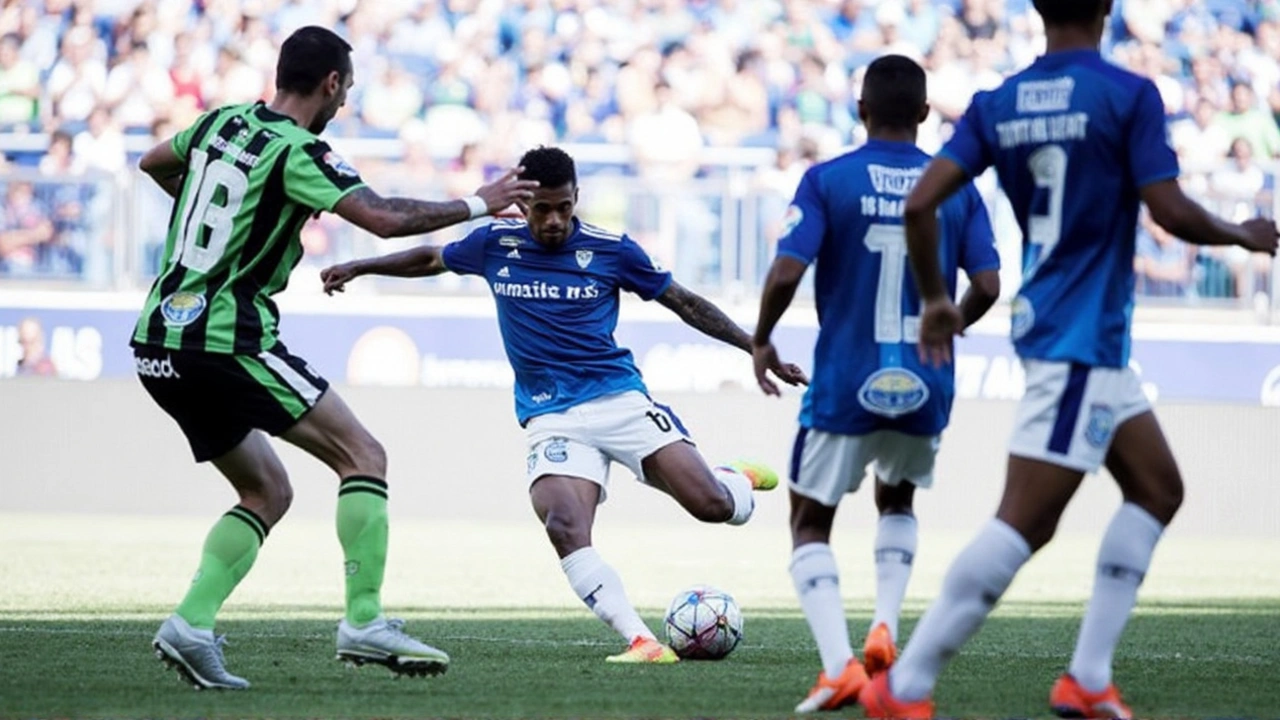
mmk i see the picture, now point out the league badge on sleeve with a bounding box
[781,204,804,238]
[323,151,359,177]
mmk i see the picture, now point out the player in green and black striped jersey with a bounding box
[136,26,537,691]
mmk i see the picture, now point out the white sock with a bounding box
[560,547,655,643]
[713,466,755,525]
[1069,503,1164,692]
[890,519,1031,702]
[872,513,918,642]
[790,543,854,678]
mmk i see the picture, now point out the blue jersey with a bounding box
[442,218,673,424]
[941,49,1180,367]
[779,139,999,436]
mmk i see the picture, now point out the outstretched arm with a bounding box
[320,246,447,294]
[657,280,753,351]
[1141,179,1278,253]
[658,280,807,393]
[332,167,537,239]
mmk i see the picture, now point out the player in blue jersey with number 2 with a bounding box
[859,2,1279,718]
[321,146,807,664]
[750,55,1001,714]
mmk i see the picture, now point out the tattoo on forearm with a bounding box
[351,188,468,237]
[664,285,752,352]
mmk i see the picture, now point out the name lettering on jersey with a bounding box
[859,195,906,218]
[867,165,923,196]
[995,113,1089,149]
[491,280,601,300]
[209,135,261,168]
[498,236,524,247]
[1016,77,1076,113]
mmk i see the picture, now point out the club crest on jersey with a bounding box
[543,437,569,463]
[858,368,929,418]
[160,292,207,327]
[322,151,358,177]
[781,204,803,238]
[1084,404,1116,448]
[576,250,594,268]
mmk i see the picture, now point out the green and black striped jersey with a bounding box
[132,102,365,354]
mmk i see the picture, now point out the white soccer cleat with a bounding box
[152,614,250,690]
[335,616,450,677]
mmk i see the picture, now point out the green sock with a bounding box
[175,506,268,630]
[337,476,389,626]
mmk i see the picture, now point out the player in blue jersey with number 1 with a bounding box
[321,146,808,664]
[750,55,1001,714]
[859,1,1279,718]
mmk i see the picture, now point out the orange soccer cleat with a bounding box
[794,658,869,713]
[858,670,935,719]
[862,622,898,677]
[1049,673,1132,719]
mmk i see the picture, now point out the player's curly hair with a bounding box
[518,146,577,189]
[1032,0,1110,26]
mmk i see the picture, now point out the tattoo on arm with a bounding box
[658,282,752,352]
[347,187,470,238]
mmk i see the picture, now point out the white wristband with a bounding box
[462,195,487,220]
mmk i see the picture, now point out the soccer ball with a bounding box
[663,585,743,660]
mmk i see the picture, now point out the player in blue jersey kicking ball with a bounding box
[750,54,1002,713]
[858,1,1279,718]
[321,145,807,663]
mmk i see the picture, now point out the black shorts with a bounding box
[134,344,330,462]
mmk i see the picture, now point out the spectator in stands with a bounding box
[45,26,105,129]
[37,128,88,276]
[1135,209,1195,298]
[0,181,54,276]
[0,33,38,130]
[103,41,174,132]
[360,61,425,136]
[15,316,56,377]
[1173,97,1234,173]
[1216,81,1280,158]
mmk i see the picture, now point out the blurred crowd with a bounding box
[0,0,1277,302]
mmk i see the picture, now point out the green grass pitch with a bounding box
[2,514,1278,718]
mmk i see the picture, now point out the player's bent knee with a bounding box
[1130,470,1184,526]
[542,509,590,554]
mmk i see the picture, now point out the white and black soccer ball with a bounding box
[663,585,743,660]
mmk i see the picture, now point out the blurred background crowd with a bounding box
[0,0,1276,306]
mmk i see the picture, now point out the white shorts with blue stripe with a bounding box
[1008,359,1152,474]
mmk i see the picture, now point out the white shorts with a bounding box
[789,428,940,507]
[1009,359,1151,473]
[524,390,692,501]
